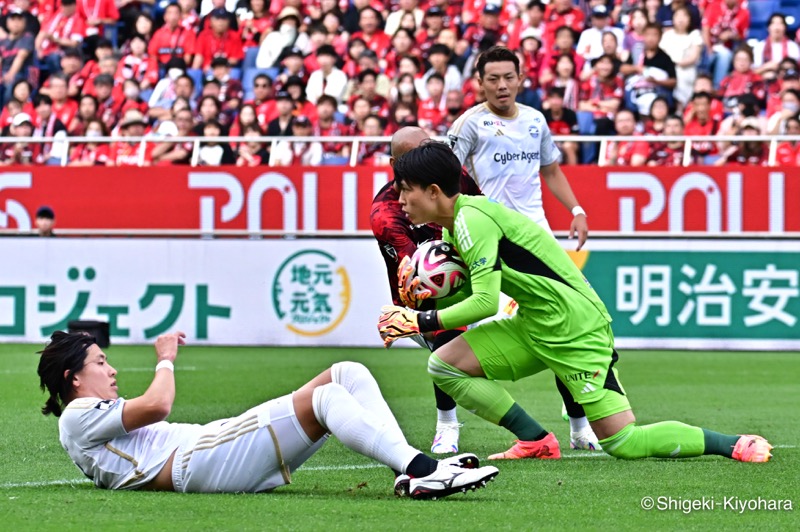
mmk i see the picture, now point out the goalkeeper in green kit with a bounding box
[378,140,772,463]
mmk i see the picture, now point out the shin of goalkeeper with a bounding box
[388,254,599,455]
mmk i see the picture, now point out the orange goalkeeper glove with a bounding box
[397,256,432,309]
[378,305,440,348]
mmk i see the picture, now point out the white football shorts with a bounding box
[172,393,328,493]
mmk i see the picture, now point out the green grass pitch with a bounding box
[0,344,797,531]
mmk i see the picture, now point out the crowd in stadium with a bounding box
[0,0,798,167]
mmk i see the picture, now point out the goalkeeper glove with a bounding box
[378,305,440,348]
[397,256,432,309]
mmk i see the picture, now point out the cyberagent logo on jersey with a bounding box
[494,150,540,164]
[271,250,351,337]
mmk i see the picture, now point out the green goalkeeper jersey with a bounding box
[439,195,612,341]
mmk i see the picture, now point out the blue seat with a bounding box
[748,0,781,26]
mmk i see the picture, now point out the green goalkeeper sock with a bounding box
[702,429,739,458]
[600,421,706,459]
[428,353,515,424]
[499,403,548,441]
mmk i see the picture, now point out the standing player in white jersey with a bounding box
[37,331,498,499]
[446,46,598,455]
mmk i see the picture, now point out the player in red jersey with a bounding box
[371,127,481,454]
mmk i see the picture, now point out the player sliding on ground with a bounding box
[37,331,499,498]
[378,141,773,463]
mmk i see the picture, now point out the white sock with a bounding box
[312,382,419,474]
[331,362,403,434]
[437,408,458,425]
[569,416,591,434]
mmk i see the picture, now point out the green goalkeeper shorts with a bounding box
[461,316,630,421]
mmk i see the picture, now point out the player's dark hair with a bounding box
[393,140,461,197]
[37,331,96,417]
[476,46,520,78]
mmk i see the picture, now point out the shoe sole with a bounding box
[409,470,500,501]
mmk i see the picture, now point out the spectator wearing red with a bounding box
[68,118,110,166]
[753,14,800,81]
[314,94,350,159]
[766,67,800,116]
[461,67,482,108]
[228,103,260,140]
[601,108,648,166]
[209,57,243,116]
[108,109,153,166]
[507,1,546,52]
[386,28,421,79]
[542,0,584,50]
[460,4,505,53]
[775,115,800,166]
[715,118,768,167]
[718,46,765,114]
[68,93,99,134]
[702,0,750,88]
[272,47,308,91]
[647,115,688,166]
[114,78,149,120]
[0,81,35,129]
[348,69,390,119]
[200,0,239,31]
[246,73,276,127]
[352,7,391,56]
[540,26,585,89]
[151,107,195,165]
[417,72,446,132]
[179,0,201,31]
[643,96,670,134]
[237,0,273,49]
[149,3,196,69]
[342,38,367,79]
[356,114,389,165]
[416,6,446,59]
[543,86,579,165]
[348,95,372,135]
[193,8,245,71]
[70,37,113,97]
[305,44,348,106]
[578,53,623,122]
[0,113,39,165]
[393,72,421,111]
[284,75,317,122]
[75,0,119,39]
[35,0,86,73]
[518,31,544,97]
[541,53,580,110]
[44,73,79,127]
[91,73,118,129]
[683,73,725,122]
[767,88,800,135]
[684,91,719,160]
[115,34,158,92]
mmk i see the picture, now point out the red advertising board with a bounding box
[0,166,798,233]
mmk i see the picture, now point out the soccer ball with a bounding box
[410,240,468,299]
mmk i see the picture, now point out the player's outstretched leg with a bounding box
[584,395,772,463]
[428,353,560,460]
[555,376,602,451]
[310,374,499,499]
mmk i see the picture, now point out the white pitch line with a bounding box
[4,446,795,489]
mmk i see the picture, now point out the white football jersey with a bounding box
[59,397,201,490]
[447,103,561,227]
